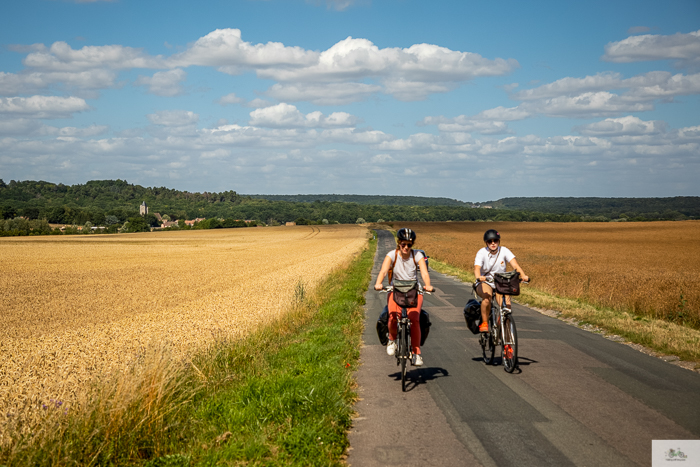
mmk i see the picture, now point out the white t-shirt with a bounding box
[386,249,425,284]
[474,246,515,280]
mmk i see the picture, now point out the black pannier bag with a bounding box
[419,309,431,346]
[376,307,390,346]
[463,299,482,334]
[376,306,432,346]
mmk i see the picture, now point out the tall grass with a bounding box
[0,238,375,465]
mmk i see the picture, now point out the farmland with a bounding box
[401,221,700,327]
[0,225,367,442]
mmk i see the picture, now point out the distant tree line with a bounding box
[486,196,699,221]
[0,179,696,237]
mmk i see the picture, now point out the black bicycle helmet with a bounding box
[483,229,500,242]
[397,228,417,243]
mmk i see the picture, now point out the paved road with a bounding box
[347,230,700,467]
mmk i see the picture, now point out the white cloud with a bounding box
[170,29,318,70]
[257,37,518,101]
[218,93,245,105]
[267,82,381,105]
[575,116,667,136]
[525,92,653,118]
[513,72,623,101]
[247,98,275,108]
[0,95,89,118]
[0,70,118,95]
[41,124,109,137]
[249,103,359,128]
[134,69,186,96]
[422,116,512,135]
[624,72,700,100]
[10,29,518,104]
[603,29,700,67]
[23,41,165,71]
[147,110,199,126]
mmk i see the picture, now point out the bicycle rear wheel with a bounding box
[502,314,518,373]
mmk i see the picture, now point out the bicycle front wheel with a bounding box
[400,324,409,391]
[502,314,518,373]
[480,327,495,365]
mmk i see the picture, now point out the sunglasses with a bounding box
[399,242,413,248]
[487,239,499,244]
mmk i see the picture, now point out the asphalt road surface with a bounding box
[347,230,700,467]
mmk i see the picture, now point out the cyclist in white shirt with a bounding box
[474,229,529,332]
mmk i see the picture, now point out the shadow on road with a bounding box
[470,356,539,367]
[388,367,450,392]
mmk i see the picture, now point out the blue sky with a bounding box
[1,0,699,201]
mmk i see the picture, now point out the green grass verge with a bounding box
[1,238,376,466]
[429,259,700,367]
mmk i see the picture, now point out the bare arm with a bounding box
[509,258,529,282]
[418,258,434,292]
[374,255,394,290]
[474,265,486,283]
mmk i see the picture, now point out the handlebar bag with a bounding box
[392,280,418,307]
[494,271,520,296]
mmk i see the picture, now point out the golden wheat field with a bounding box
[401,221,700,324]
[0,225,367,439]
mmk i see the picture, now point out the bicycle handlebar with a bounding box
[378,285,432,295]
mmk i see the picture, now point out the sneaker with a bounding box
[503,307,512,314]
[412,354,423,366]
[479,322,489,333]
[386,340,397,356]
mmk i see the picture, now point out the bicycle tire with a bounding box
[400,323,409,391]
[502,314,518,373]
[480,321,495,365]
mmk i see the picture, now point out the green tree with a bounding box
[125,216,150,233]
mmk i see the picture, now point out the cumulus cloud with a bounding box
[603,29,700,67]
[0,70,118,95]
[267,82,381,105]
[422,115,513,135]
[41,124,110,137]
[147,110,199,126]
[0,95,89,118]
[218,93,245,105]
[23,41,166,71]
[249,103,359,128]
[134,69,186,96]
[169,29,318,70]
[10,29,518,104]
[574,115,667,136]
[513,72,623,101]
[256,37,518,101]
[525,92,653,118]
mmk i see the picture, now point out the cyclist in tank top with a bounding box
[374,228,434,366]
